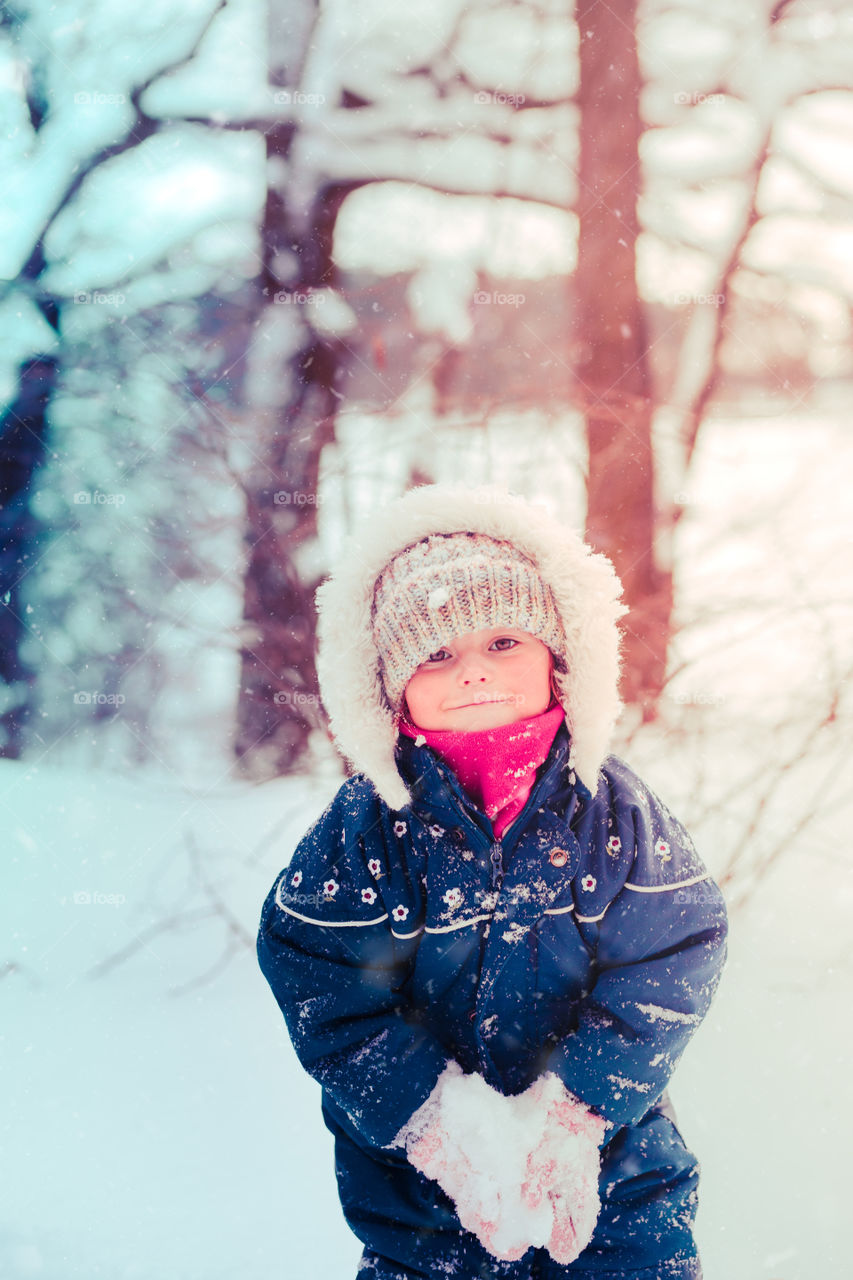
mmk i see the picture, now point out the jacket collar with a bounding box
[394,719,590,855]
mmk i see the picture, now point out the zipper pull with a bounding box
[489,840,504,890]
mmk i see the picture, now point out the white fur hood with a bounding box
[314,483,628,810]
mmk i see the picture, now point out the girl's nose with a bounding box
[458,656,490,683]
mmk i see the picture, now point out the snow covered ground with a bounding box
[2,725,850,1280]
[3,414,852,1279]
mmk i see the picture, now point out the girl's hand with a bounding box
[519,1074,606,1264]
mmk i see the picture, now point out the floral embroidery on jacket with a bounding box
[581,874,596,892]
[291,870,303,887]
[323,879,339,898]
[443,887,463,911]
[367,858,382,878]
[391,905,409,922]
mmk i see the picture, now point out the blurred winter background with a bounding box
[1,0,851,1276]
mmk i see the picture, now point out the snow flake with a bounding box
[392,904,409,922]
[655,839,672,862]
[581,874,596,892]
[323,879,339,898]
[361,887,378,905]
[443,887,463,910]
[428,823,445,838]
[414,734,426,747]
[290,870,303,888]
[393,820,407,837]
[606,836,622,857]
[367,857,382,877]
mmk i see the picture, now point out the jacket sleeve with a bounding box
[256,777,451,1149]
[544,760,729,1133]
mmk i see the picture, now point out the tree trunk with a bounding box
[234,168,359,779]
[574,0,671,716]
[0,356,57,755]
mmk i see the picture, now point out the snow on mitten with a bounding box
[391,1065,534,1262]
[519,1073,606,1265]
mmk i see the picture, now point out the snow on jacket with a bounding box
[256,484,728,1277]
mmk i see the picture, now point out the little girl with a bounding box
[257,483,728,1280]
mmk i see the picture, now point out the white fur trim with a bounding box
[315,483,627,809]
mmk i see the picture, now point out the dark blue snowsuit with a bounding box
[257,720,728,1279]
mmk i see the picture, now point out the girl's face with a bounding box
[402,626,555,732]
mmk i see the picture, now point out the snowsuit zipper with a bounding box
[489,840,504,890]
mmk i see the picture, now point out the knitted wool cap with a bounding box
[371,531,567,711]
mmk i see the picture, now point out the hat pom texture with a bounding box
[314,484,628,810]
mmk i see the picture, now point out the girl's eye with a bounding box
[491,637,519,651]
[425,649,450,663]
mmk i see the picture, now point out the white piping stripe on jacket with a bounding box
[278,903,390,928]
[424,913,494,935]
[624,873,710,893]
[576,906,610,924]
[277,880,710,931]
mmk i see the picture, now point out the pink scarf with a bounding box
[398,701,565,838]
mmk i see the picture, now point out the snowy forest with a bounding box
[2,0,851,1277]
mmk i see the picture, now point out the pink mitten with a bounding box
[391,1064,532,1261]
[519,1074,606,1265]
